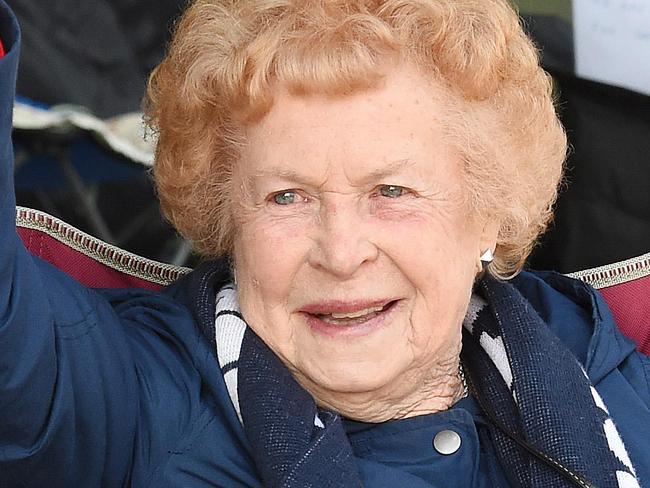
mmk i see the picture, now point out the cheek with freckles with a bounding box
[232,224,308,364]
[380,205,479,353]
[234,196,311,288]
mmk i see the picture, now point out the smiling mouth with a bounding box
[308,300,398,327]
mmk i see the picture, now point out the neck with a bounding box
[296,355,466,423]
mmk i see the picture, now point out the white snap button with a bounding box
[433,429,462,455]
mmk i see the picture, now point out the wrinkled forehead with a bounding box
[245,63,454,137]
[236,66,463,189]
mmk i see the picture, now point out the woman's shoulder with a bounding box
[513,269,650,405]
[91,263,253,485]
[116,262,255,486]
[512,269,639,366]
[514,270,650,482]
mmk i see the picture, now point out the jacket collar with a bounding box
[512,270,638,384]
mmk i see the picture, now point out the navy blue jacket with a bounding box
[1,3,649,486]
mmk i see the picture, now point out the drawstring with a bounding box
[464,370,598,488]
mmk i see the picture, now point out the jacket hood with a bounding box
[513,270,639,384]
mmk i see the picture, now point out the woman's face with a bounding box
[232,66,496,412]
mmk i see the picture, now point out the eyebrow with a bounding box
[360,158,418,184]
[246,158,418,187]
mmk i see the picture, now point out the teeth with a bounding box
[328,305,385,319]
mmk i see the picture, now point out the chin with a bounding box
[303,354,407,396]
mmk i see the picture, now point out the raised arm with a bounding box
[0,4,141,485]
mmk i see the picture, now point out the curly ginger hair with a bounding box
[145,0,567,278]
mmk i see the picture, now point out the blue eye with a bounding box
[272,191,299,205]
[379,185,406,198]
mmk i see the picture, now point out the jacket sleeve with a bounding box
[619,349,650,409]
[0,4,141,486]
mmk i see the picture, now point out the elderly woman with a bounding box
[0,0,649,487]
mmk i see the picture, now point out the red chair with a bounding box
[569,255,650,355]
[16,206,650,355]
[16,206,189,290]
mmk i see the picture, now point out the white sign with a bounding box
[573,0,650,95]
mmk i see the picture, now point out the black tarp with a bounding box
[531,72,650,272]
[11,0,184,117]
[522,13,650,272]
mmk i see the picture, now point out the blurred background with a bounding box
[11,0,191,265]
[10,0,650,272]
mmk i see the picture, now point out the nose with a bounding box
[308,197,379,278]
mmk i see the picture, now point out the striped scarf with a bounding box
[212,278,639,487]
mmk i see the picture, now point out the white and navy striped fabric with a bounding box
[462,280,640,488]
[213,285,246,422]
[213,280,639,488]
[213,284,361,488]
[214,285,327,430]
